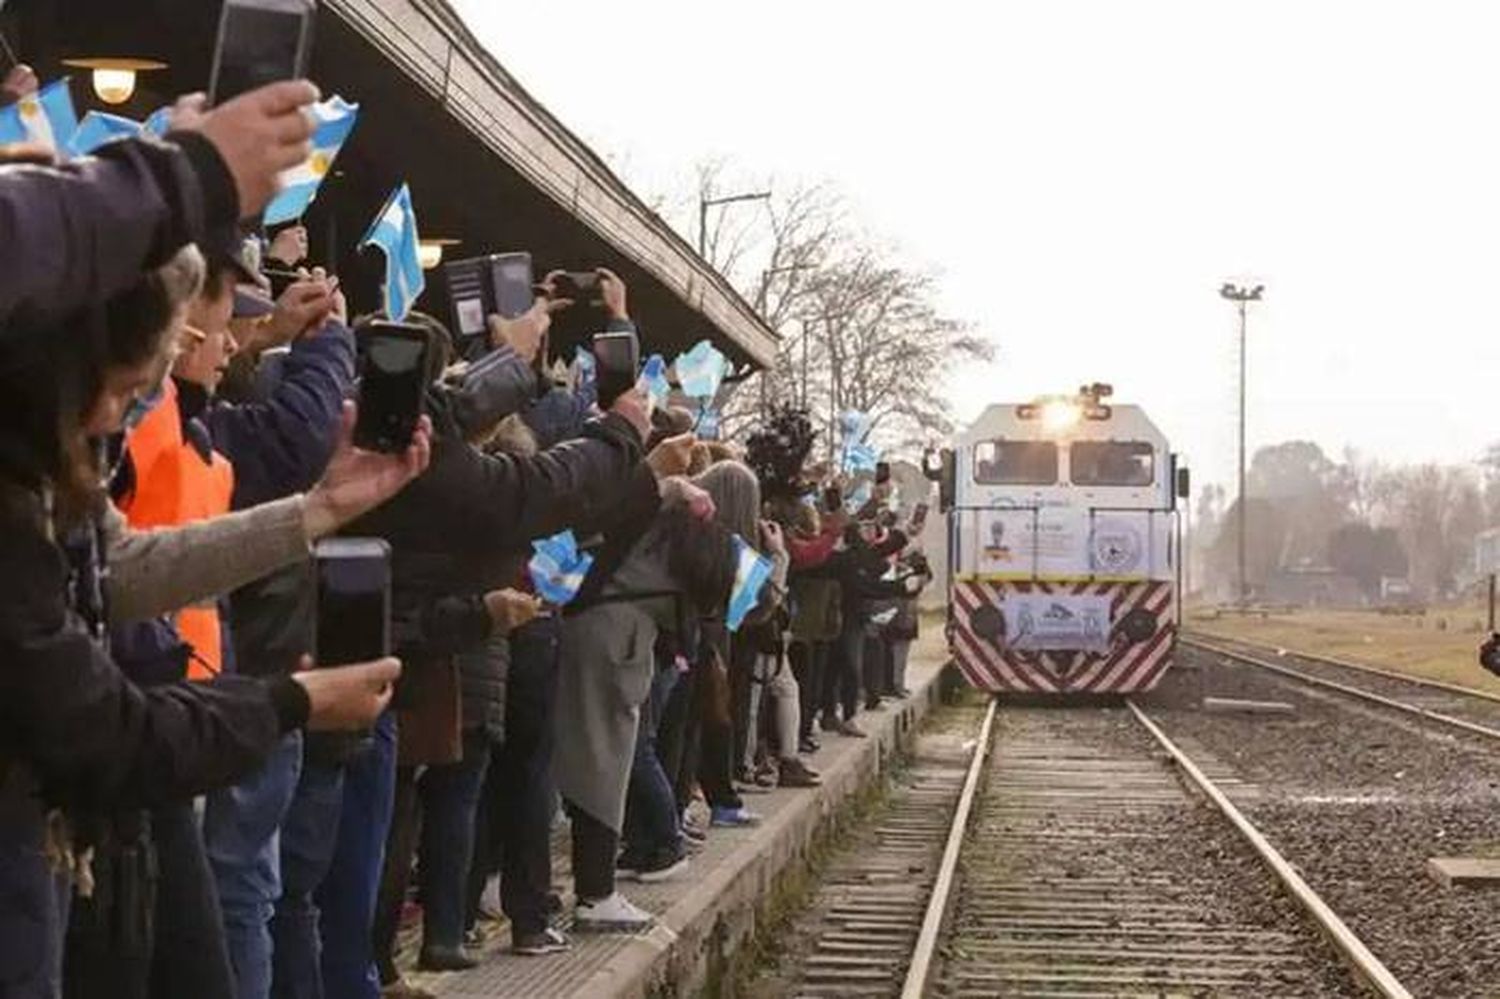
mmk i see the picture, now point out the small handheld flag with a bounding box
[68,110,143,157]
[360,183,425,323]
[528,530,595,606]
[726,536,774,632]
[639,354,670,405]
[142,106,172,138]
[264,97,359,225]
[674,339,728,399]
[0,78,78,152]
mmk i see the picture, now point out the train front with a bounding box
[934,386,1188,695]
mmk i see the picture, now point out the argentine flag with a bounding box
[0,78,79,152]
[639,354,671,405]
[264,97,359,226]
[726,536,774,632]
[68,110,145,157]
[528,530,594,606]
[674,339,728,400]
[142,106,173,138]
[360,183,425,322]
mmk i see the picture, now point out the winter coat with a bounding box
[0,132,237,338]
[553,523,681,831]
[346,388,654,765]
[458,634,508,743]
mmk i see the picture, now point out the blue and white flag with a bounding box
[264,96,359,225]
[0,78,78,152]
[528,530,594,606]
[360,183,425,322]
[639,354,671,405]
[696,403,721,441]
[674,339,728,400]
[842,440,879,474]
[726,536,774,632]
[142,106,173,138]
[840,409,873,446]
[67,110,143,157]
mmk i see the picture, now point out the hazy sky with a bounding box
[450,0,1500,489]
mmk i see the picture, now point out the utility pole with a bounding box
[697,189,771,259]
[1219,281,1264,607]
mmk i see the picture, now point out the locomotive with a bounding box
[926,384,1189,694]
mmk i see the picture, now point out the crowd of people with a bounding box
[0,62,932,999]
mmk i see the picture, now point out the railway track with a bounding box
[1184,632,1500,741]
[764,697,1405,998]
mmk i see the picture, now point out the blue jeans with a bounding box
[623,666,682,857]
[417,730,491,951]
[270,757,345,999]
[316,712,396,999]
[205,732,303,999]
[0,799,67,999]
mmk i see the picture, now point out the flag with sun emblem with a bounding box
[263,96,359,226]
[0,78,79,152]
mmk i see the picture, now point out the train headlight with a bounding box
[970,605,1007,644]
[1041,400,1082,431]
[1119,608,1158,644]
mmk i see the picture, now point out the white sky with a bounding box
[450,0,1500,490]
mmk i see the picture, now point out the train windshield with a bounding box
[1070,440,1155,486]
[973,440,1059,485]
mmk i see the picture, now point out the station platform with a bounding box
[397,634,950,998]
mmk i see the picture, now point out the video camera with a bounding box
[745,407,818,500]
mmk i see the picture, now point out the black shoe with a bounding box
[417,945,480,972]
[513,926,571,956]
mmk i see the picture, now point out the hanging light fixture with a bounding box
[62,57,168,106]
[417,238,461,271]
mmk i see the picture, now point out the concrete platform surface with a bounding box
[401,634,951,998]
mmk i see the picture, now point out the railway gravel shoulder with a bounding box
[1139,646,1500,997]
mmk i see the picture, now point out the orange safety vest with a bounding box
[120,379,235,680]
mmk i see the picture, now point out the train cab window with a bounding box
[1070,441,1155,486]
[974,440,1059,485]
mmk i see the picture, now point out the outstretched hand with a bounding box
[303,403,432,539]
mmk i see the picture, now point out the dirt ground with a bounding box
[1186,604,1500,694]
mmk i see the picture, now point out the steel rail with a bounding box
[1126,700,1414,999]
[1188,629,1500,705]
[1185,636,1500,744]
[898,695,998,999]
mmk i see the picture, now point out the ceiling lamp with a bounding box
[62,57,168,105]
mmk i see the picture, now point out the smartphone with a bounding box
[875,461,891,485]
[354,322,432,453]
[552,271,601,306]
[445,253,535,344]
[912,502,930,531]
[209,0,315,106]
[592,329,639,408]
[313,538,391,668]
[823,485,843,514]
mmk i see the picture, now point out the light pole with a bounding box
[698,190,771,259]
[755,263,816,417]
[1219,281,1264,607]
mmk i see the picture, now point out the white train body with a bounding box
[940,391,1183,694]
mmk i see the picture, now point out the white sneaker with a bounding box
[573,892,655,933]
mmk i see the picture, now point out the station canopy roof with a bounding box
[8,0,778,367]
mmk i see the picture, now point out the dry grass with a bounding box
[1185,605,1500,695]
